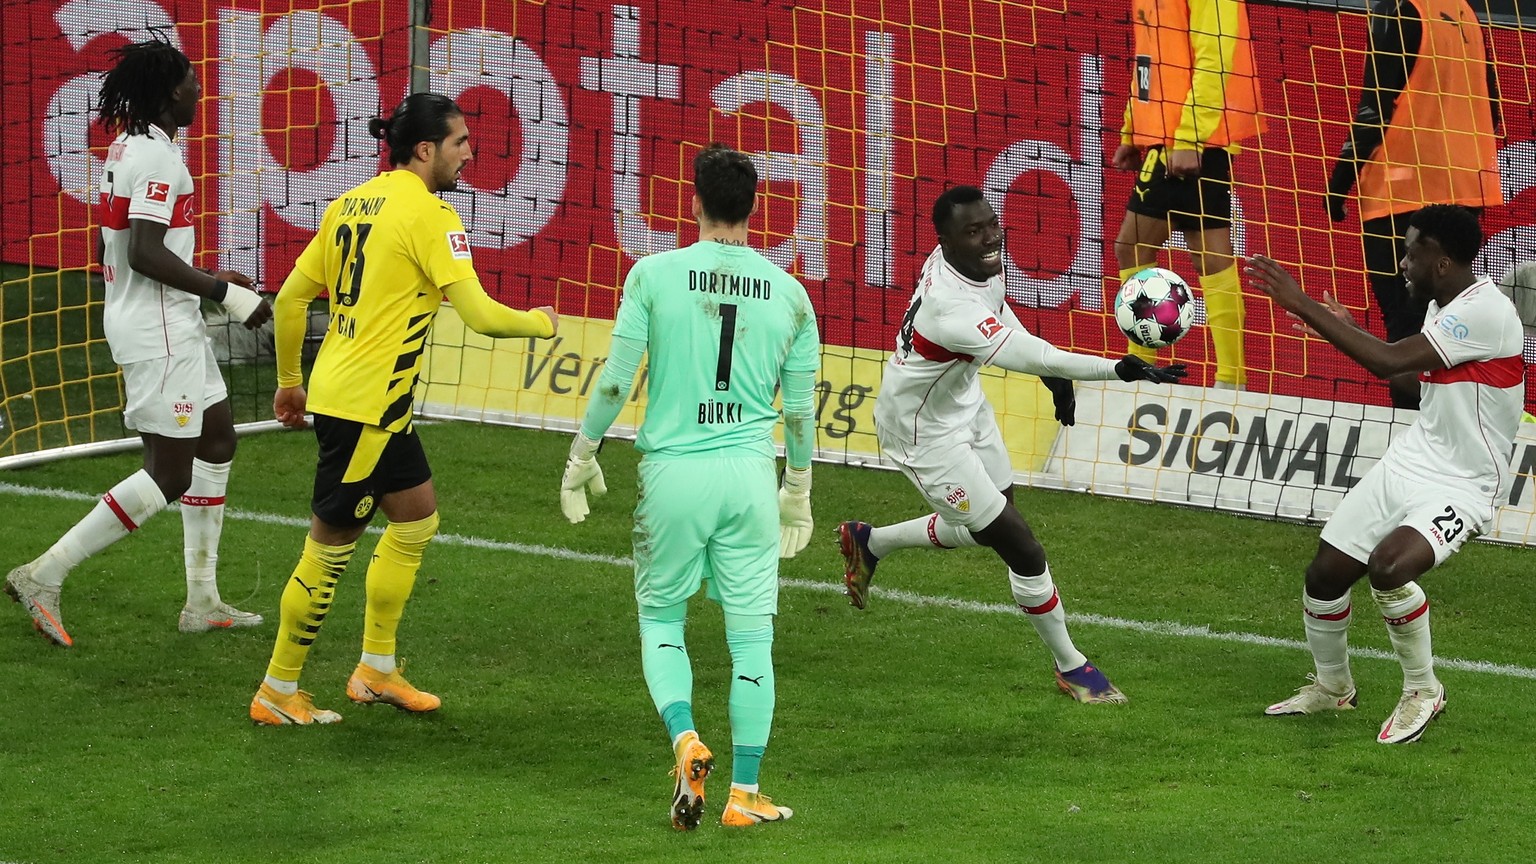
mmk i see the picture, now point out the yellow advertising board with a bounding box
[420,306,1063,471]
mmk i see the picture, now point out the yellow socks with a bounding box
[362,512,440,657]
[1201,264,1246,388]
[266,535,355,685]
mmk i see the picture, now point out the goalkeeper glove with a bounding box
[1114,355,1189,384]
[560,434,607,524]
[778,466,813,558]
[1040,376,1076,426]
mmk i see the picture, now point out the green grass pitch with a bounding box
[2,421,1535,863]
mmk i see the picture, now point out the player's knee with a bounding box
[385,510,439,556]
[1302,560,1351,602]
[723,611,773,636]
[1112,237,1140,269]
[196,428,237,463]
[1365,549,1423,592]
[150,467,194,503]
[974,514,1044,571]
[639,601,688,626]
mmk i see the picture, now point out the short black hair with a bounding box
[368,93,464,167]
[693,144,757,224]
[1407,204,1484,266]
[96,37,193,136]
[932,185,987,235]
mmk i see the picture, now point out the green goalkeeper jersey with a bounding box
[608,240,819,459]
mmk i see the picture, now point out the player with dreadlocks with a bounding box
[5,37,274,647]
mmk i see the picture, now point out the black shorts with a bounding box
[311,414,432,527]
[1125,146,1233,231]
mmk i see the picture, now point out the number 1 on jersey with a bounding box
[715,303,738,391]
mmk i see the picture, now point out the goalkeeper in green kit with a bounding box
[560,144,820,831]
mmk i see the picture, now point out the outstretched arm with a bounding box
[1246,255,1444,379]
[442,277,556,339]
[931,305,1185,383]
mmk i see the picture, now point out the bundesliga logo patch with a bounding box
[145,181,171,203]
[976,316,1004,339]
[447,231,472,260]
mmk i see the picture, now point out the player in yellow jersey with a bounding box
[249,93,558,725]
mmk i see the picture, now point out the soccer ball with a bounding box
[1114,267,1195,349]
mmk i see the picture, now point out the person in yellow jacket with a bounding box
[249,93,559,725]
[1326,0,1503,411]
[1111,0,1264,389]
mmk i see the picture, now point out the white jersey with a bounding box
[1381,278,1524,505]
[98,126,202,364]
[874,247,1044,446]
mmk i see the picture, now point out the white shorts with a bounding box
[1320,463,1494,568]
[121,340,228,439]
[877,408,1012,531]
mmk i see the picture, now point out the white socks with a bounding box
[33,469,167,588]
[361,651,397,675]
[1009,567,1087,672]
[1374,583,1435,692]
[1303,592,1354,693]
[1303,584,1435,694]
[868,513,979,558]
[263,675,298,695]
[181,458,230,610]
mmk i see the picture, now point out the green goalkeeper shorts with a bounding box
[632,454,779,615]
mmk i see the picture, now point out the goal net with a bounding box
[4,0,1534,539]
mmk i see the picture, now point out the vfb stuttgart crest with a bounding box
[172,399,195,427]
[944,485,970,513]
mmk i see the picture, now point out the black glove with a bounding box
[1325,157,1357,224]
[1040,376,1076,427]
[1114,355,1188,384]
[1326,191,1348,224]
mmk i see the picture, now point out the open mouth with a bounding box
[979,249,1002,265]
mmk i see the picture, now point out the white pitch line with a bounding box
[0,481,629,566]
[4,480,1534,680]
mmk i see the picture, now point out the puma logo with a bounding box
[294,577,315,596]
[736,675,764,686]
[659,643,686,652]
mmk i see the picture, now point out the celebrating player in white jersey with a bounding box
[1248,204,1523,744]
[4,39,272,647]
[837,185,1187,704]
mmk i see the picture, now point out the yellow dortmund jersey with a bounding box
[293,170,477,432]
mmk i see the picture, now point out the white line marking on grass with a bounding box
[0,482,629,567]
[4,481,1533,680]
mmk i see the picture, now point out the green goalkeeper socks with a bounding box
[732,746,766,786]
[639,603,694,741]
[726,615,775,785]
